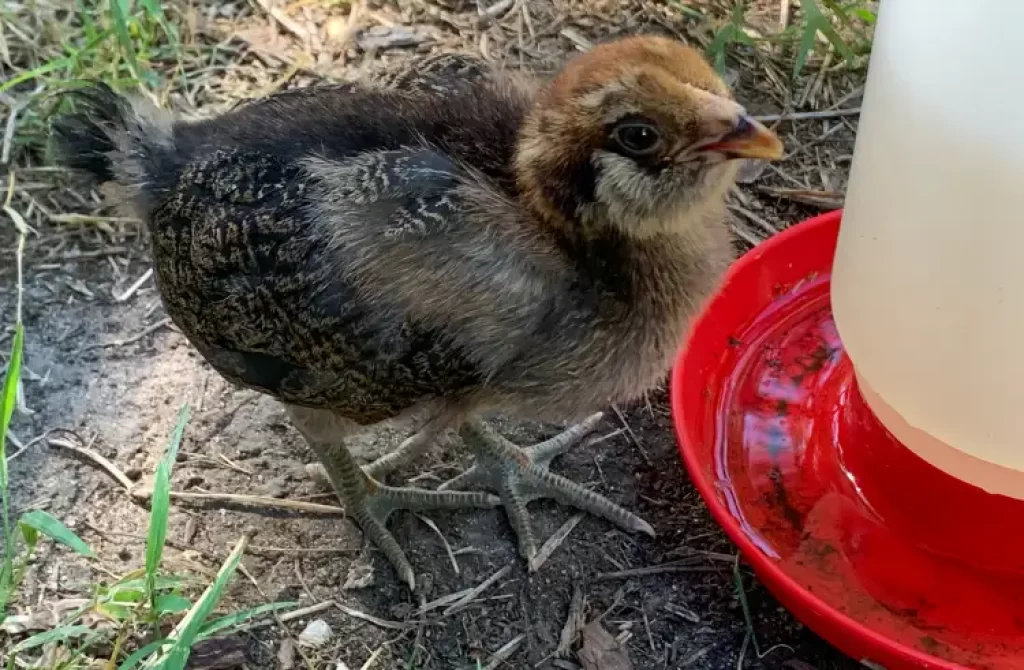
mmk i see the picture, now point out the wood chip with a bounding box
[182,636,248,669]
[357,26,428,50]
[277,638,296,670]
[556,582,586,657]
[578,619,633,670]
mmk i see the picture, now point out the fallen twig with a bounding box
[530,513,583,572]
[753,107,860,123]
[444,563,512,616]
[48,437,134,491]
[113,267,153,302]
[596,562,723,581]
[149,490,345,516]
[78,317,172,353]
[756,187,844,210]
[334,602,413,631]
[483,634,525,670]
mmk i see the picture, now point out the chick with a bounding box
[53,36,783,590]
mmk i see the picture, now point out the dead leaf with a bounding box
[578,620,633,670]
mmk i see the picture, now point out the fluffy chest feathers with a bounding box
[305,145,732,419]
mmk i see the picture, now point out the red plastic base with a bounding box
[670,210,1024,670]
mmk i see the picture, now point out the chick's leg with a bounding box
[305,421,442,484]
[440,412,655,568]
[286,405,498,590]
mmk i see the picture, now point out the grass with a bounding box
[0,385,293,668]
[704,0,876,77]
[0,0,191,171]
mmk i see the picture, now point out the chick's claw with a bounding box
[440,412,655,567]
[320,465,499,590]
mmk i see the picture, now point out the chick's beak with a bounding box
[701,115,784,160]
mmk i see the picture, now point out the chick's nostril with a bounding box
[725,115,754,140]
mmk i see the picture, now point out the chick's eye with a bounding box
[611,122,662,157]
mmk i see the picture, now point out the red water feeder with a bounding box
[670,210,1024,669]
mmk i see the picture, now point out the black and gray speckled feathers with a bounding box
[53,37,778,427]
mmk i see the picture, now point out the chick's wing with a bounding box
[147,145,565,421]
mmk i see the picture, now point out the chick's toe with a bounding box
[441,413,654,567]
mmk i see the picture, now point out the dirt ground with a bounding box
[0,1,868,668]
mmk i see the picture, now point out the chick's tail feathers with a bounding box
[52,83,178,198]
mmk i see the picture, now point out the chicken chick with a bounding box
[54,35,783,590]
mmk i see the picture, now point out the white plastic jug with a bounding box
[831,0,1024,499]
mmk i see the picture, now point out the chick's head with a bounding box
[516,35,783,237]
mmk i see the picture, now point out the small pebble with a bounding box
[298,619,332,648]
[266,477,289,499]
[236,446,261,459]
[325,16,349,42]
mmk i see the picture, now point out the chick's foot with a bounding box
[320,453,498,590]
[287,406,497,591]
[440,413,655,568]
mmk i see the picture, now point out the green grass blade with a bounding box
[852,7,877,23]
[666,0,704,19]
[154,593,192,615]
[10,625,97,653]
[115,575,190,592]
[120,639,174,670]
[0,323,25,615]
[0,58,73,96]
[143,535,248,670]
[793,20,819,76]
[145,403,190,610]
[197,601,297,639]
[795,0,858,76]
[138,0,179,47]
[18,510,95,557]
[733,557,760,657]
[109,0,143,82]
[76,0,99,42]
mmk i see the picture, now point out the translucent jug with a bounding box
[831,0,1024,498]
